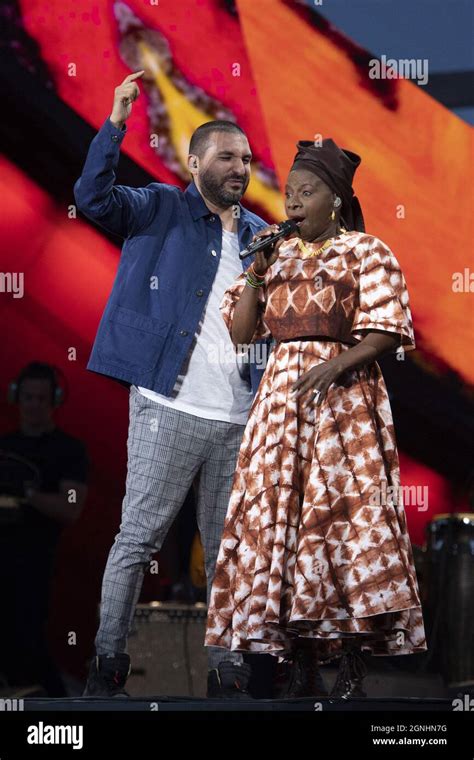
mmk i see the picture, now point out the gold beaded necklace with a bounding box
[297,226,347,258]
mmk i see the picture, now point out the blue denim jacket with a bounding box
[74,117,272,398]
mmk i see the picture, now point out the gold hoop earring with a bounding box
[330,210,336,221]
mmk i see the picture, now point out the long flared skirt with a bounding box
[204,339,427,661]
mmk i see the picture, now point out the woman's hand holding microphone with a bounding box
[250,225,286,276]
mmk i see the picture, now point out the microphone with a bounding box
[239,219,299,260]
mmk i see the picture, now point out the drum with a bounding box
[425,513,474,687]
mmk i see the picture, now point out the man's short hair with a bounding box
[189,120,247,159]
[15,362,58,403]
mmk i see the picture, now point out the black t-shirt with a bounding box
[0,428,88,558]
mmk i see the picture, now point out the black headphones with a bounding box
[7,362,66,407]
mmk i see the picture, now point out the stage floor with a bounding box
[19,695,453,711]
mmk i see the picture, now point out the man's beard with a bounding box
[199,168,249,207]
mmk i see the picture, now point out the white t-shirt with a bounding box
[136,229,253,424]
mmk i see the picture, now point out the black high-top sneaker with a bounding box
[207,661,253,699]
[273,640,329,698]
[330,647,368,698]
[82,654,131,697]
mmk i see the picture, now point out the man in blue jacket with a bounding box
[74,71,272,698]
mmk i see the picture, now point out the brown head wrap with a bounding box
[290,139,365,232]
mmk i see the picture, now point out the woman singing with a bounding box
[204,139,427,699]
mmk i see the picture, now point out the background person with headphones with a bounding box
[0,361,88,696]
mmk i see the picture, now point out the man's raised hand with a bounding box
[110,70,145,129]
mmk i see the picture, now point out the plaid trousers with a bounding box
[95,384,246,669]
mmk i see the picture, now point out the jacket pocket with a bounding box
[98,305,172,372]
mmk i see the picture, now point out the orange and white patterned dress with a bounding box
[204,231,427,661]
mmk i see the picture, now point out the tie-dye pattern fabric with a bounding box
[204,232,427,660]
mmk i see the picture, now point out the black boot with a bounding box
[82,653,131,697]
[330,646,368,698]
[274,639,328,698]
[207,661,253,699]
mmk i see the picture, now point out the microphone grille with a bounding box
[282,219,299,233]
